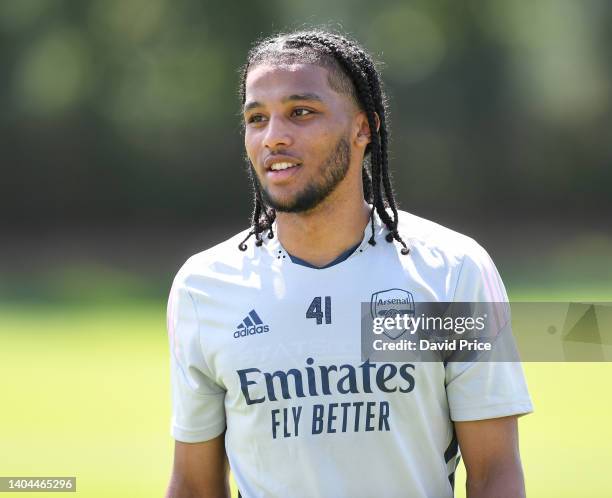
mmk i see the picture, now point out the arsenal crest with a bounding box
[370,288,416,339]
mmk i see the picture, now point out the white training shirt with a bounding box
[167,209,533,498]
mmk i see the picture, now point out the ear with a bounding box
[354,111,380,148]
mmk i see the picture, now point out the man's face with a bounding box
[243,63,358,213]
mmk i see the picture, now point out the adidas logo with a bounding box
[234,309,270,338]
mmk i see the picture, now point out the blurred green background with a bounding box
[0,0,611,496]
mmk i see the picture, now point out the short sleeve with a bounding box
[167,271,226,442]
[445,242,534,422]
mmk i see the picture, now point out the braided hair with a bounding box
[237,29,409,255]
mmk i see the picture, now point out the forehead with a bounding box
[245,63,342,104]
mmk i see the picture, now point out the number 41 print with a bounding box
[306,296,332,325]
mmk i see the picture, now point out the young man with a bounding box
[165,30,532,498]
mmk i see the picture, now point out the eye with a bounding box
[292,108,314,117]
[246,114,266,124]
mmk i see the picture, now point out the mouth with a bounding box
[269,161,300,172]
[263,156,303,182]
[266,161,302,182]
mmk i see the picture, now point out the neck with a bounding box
[275,191,371,268]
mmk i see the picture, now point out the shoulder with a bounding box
[396,209,490,265]
[395,210,506,300]
[171,226,257,288]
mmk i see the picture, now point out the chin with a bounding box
[263,189,300,211]
[263,184,329,214]
[267,198,302,213]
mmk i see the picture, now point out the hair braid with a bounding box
[349,45,408,253]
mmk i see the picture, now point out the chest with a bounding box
[195,260,451,393]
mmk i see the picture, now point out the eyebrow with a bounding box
[243,93,324,113]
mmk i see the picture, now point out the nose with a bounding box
[262,115,293,150]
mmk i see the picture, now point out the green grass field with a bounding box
[1,299,610,497]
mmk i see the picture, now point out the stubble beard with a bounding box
[254,135,351,214]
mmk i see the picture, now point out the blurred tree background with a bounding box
[0,0,610,299]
